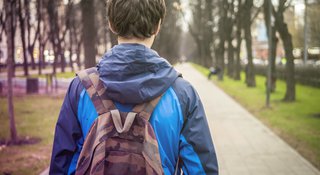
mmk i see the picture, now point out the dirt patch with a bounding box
[310,113,320,119]
[0,144,51,175]
[0,136,41,146]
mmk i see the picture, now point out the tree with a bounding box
[47,0,60,74]
[188,0,205,65]
[0,3,6,41]
[17,0,29,76]
[264,0,278,92]
[95,0,109,56]
[4,0,18,143]
[61,0,75,71]
[233,0,243,80]
[308,2,320,47]
[182,0,214,67]
[216,0,228,80]
[47,0,70,74]
[37,0,49,75]
[243,0,256,87]
[81,0,96,68]
[69,1,82,69]
[273,0,296,101]
[154,0,183,64]
[225,0,236,78]
[26,0,41,70]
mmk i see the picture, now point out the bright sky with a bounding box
[295,3,305,16]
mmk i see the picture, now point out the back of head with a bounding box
[107,0,166,39]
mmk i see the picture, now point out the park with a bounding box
[1,0,320,174]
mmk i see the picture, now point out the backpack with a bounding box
[75,67,164,175]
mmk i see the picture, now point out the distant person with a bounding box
[49,0,218,174]
[208,66,220,80]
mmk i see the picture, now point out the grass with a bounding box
[18,71,76,79]
[192,63,320,170]
[0,95,63,174]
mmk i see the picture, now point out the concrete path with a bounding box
[174,63,320,175]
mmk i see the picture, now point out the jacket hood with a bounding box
[97,43,180,104]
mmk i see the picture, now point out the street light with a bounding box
[303,0,308,64]
[266,0,272,108]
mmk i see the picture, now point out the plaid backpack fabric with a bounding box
[75,67,164,175]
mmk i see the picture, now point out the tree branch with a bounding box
[251,6,262,23]
[178,5,200,43]
[283,0,294,11]
[0,10,6,37]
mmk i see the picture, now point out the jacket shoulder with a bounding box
[171,77,200,120]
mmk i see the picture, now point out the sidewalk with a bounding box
[174,63,320,175]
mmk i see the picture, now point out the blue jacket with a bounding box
[50,43,218,175]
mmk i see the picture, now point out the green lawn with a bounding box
[0,95,63,174]
[192,63,320,169]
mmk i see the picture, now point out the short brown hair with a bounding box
[107,0,166,39]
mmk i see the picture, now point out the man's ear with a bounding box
[154,20,162,36]
[108,21,117,34]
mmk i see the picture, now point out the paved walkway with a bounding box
[174,63,320,175]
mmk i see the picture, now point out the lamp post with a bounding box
[303,0,308,64]
[266,0,272,108]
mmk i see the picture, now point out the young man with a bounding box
[50,0,219,174]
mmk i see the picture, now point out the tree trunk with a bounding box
[263,0,278,92]
[234,24,242,81]
[70,7,82,70]
[270,33,278,92]
[47,0,65,74]
[76,41,82,69]
[18,0,29,76]
[217,41,225,81]
[38,43,43,75]
[25,0,36,70]
[38,38,48,75]
[274,1,296,101]
[38,0,44,75]
[243,0,256,87]
[227,39,234,77]
[69,29,74,71]
[47,0,57,74]
[81,0,97,68]
[203,0,214,67]
[234,36,242,80]
[195,38,202,65]
[200,41,206,66]
[216,1,228,81]
[234,0,242,81]
[225,1,235,78]
[58,39,65,72]
[275,21,295,101]
[5,0,18,143]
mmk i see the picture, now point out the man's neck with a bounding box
[118,36,155,48]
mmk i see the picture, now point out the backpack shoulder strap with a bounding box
[132,95,162,121]
[77,67,116,115]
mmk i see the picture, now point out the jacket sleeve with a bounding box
[49,77,84,175]
[172,78,219,175]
